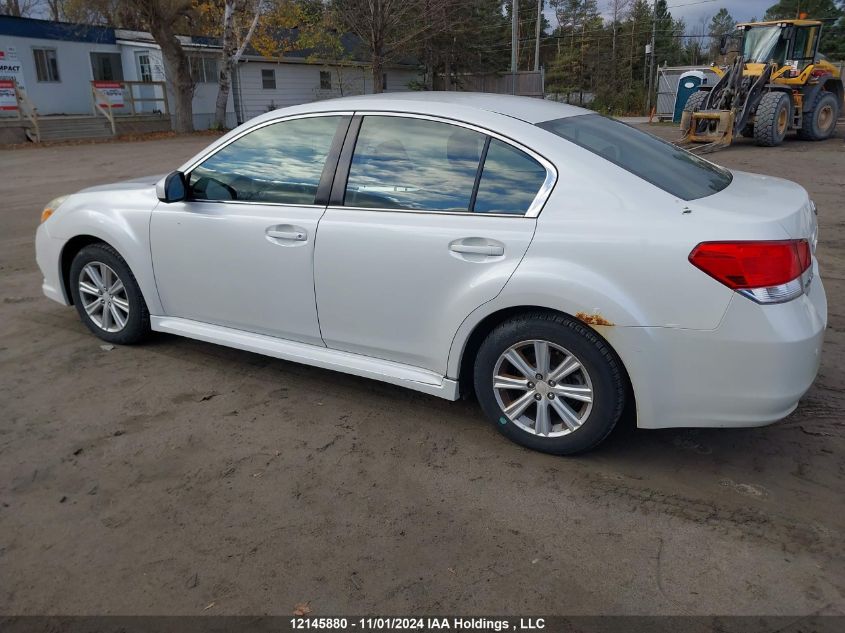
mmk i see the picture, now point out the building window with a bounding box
[189,56,219,83]
[319,70,331,90]
[262,68,276,90]
[33,48,60,82]
[382,73,388,90]
[138,53,152,82]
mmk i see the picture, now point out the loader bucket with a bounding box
[680,109,736,151]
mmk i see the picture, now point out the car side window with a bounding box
[473,139,548,215]
[344,116,484,212]
[188,116,341,205]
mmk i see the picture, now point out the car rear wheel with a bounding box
[474,313,626,455]
[69,243,150,345]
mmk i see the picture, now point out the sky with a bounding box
[544,1,780,30]
[663,0,776,25]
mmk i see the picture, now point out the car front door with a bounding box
[313,114,555,374]
[150,114,348,345]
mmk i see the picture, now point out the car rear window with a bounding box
[537,114,732,201]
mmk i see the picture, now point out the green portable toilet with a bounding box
[673,71,706,123]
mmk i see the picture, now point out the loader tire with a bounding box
[683,90,708,113]
[754,92,791,147]
[797,91,839,141]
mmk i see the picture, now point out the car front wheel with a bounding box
[68,243,150,344]
[474,312,626,455]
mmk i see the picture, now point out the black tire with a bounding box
[68,243,150,345]
[681,90,708,133]
[473,312,626,455]
[753,92,791,146]
[683,90,708,114]
[797,91,839,141]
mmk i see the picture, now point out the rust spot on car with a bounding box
[575,312,614,327]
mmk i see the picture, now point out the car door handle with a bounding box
[449,242,505,256]
[266,226,307,241]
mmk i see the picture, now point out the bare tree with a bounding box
[45,0,63,19]
[685,14,709,65]
[214,0,262,129]
[331,0,449,93]
[607,0,629,88]
[134,0,196,132]
[0,0,41,16]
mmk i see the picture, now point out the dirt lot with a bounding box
[0,128,843,617]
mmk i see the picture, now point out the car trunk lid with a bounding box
[689,169,817,244]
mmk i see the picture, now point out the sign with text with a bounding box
[0,46,25,90]
[0,79,17,111]
[93,81,124,108]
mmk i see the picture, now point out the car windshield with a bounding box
[742,26,787,64]
[537,114,732,201]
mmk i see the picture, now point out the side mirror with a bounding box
[156,171,187,203]
[719,34,729,55]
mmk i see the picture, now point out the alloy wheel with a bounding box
[78,261,130,333]
[818,104,834,132]
[777,106,789,135]
[492,340,593,437]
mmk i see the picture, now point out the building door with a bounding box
[90,52,124,81]
[134,51,155,113]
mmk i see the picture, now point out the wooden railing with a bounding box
[124,80,169,116]
[14,86,40,142]
[90,80,169,119]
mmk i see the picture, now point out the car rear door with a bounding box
[150,113,349,345]
[313,113,555,374]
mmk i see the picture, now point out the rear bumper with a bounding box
[608,272,827,429]
[35,223,69,306]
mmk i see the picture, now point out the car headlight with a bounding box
[41,195,68,224]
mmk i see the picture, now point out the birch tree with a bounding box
[607,0,630,89]
[213,0,262,129]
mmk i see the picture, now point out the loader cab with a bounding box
[740,24,789,65]
[738,20,822,72]
[789,23,821,70]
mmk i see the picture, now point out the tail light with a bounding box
[689,239,812,304]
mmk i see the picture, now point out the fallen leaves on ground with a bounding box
[293,602,312,616]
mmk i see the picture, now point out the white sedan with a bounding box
[35,93,827,454]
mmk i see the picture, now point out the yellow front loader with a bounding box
[680,19,843,152]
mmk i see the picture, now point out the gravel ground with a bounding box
[0,127,843,616]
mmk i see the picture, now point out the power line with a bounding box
[472,26,719,55]
[665,0,717,9]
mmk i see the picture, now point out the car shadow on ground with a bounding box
[140,329,822,477]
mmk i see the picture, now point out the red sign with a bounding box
[93,81,124,108]
[0,79,17,111]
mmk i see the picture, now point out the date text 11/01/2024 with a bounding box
[290,617,547,631]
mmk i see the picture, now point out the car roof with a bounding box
[266,91,590,125]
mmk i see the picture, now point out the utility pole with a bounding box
[646,1,657,115]
[511,0,519,94]
[534,0,541,72]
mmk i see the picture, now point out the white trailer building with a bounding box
[0,15,419,142]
